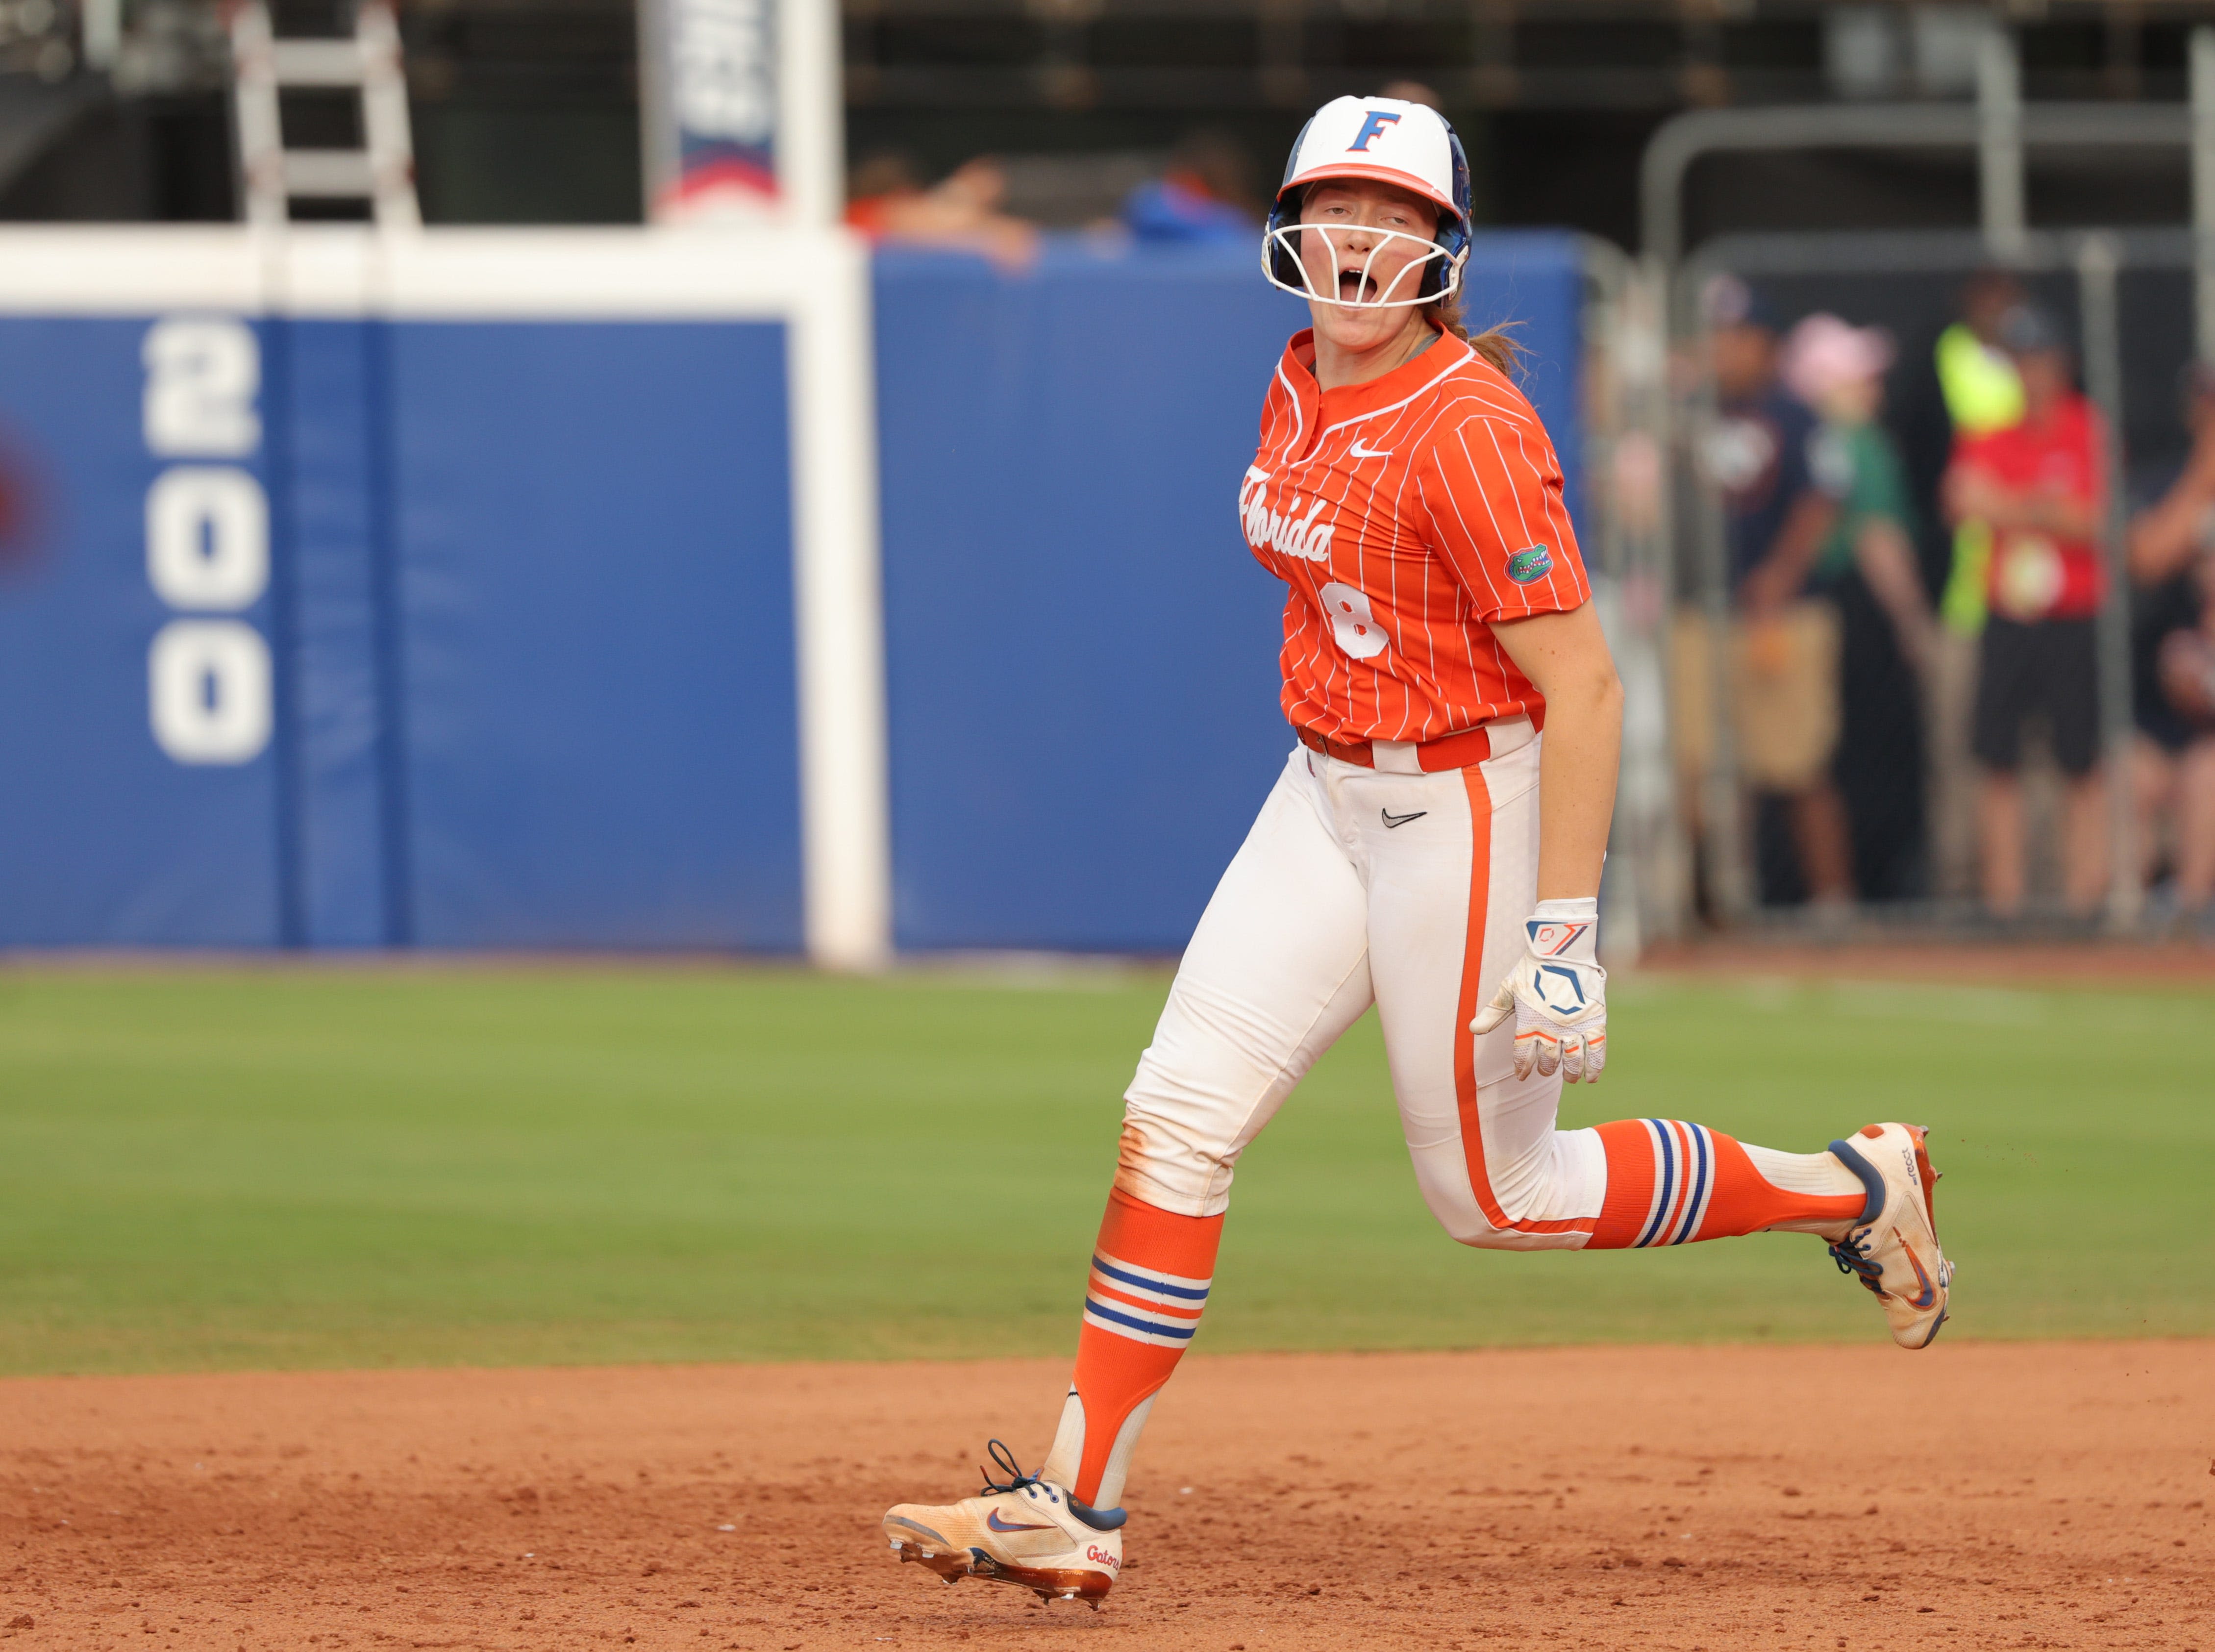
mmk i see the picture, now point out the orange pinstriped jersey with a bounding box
[1239,327,1591,744]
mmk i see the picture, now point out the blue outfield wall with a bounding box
[0,316,286,945]
[0,231,1582,952]
[286,319,391,949]
[0,309,803,951]
[388,321,802,950]
[874,232,1584,951]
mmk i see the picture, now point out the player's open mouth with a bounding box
[1337,268,1379,302]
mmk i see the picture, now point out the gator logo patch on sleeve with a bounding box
[1506,544,1554,584]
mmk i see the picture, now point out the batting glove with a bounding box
[1469,897,1608,1083]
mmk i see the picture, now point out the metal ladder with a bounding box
[227,0,420,228]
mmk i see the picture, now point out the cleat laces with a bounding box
[1829,1233,1886,1295]
[978,1439,1046,1499]
[972,1436,1124,1530]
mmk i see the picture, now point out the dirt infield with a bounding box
[2,1344,2210,1651]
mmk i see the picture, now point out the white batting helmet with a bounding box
[1262,97,1474,309]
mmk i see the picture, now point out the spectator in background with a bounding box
[2125,363,2215,933]
[1121,129,1259,246]
[1928,270,2028,898]
[1782,313,1937,682]
[1935,272,2029,624]
[845,150,1039,269]
[1690,275,1856,912]
[1944,304,2109,918]
[1376,79,1444,108]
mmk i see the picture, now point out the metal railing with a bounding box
[1583,237,1688,957]
[1670,225,2206,934]
[1623,20,2215,939]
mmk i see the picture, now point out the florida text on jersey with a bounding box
[1239,328,1590,745]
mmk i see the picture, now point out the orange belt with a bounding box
[1296,719,1515,774]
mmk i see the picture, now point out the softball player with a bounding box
[882,97,1952,1609]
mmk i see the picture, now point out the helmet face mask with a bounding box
[1262,217,1463,310]
[1261,97,1474,312]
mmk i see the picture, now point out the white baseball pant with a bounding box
[1113,725,1610,1250]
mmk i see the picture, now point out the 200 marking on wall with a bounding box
[142,316,272,765]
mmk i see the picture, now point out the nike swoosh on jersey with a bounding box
[1348,440,1392,459]
[1381,808,1427,828]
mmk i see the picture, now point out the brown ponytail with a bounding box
[1428,285,1523,377]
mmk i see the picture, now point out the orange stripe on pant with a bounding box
[1451,763,1595,1239]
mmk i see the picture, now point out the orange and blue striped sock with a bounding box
[1039,1186,1221,1510]
[1588,1119,1872,1249]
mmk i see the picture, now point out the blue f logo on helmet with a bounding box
[1261,97,1472,309]
[1348,109,1403,152]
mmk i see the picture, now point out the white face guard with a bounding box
[1260,221,1466,310]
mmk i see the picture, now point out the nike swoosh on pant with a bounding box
[1381,808,1427,828]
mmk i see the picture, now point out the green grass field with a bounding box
[0,965,2207,1376]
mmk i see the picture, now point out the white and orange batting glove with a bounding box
[1469,898,1607,1083]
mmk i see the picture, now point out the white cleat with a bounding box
[881,1442,1123,1608]
[1828,1122,1954,1349]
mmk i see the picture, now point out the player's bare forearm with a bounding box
[1489,603,1623,902]
[1531,659,1623,902]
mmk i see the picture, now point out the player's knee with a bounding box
[1411,1137,1591,1252]
[1409,1156,1504,1247]
[1116,999,1294,1214]
[1428,1195,1551,1252]
[1112,1100,1237,1218]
